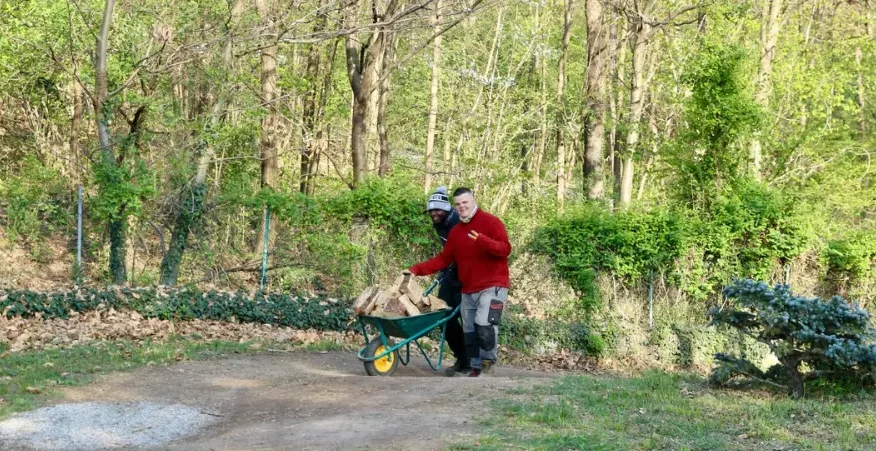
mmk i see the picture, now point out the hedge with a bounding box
[0,287,351,331]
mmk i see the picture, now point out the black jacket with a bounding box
[433,210,462,289]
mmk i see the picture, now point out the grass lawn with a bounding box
[0,338,346,419]
[456,370,876,451]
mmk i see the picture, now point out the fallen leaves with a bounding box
[501,347,595,372]
[0,306,360,353]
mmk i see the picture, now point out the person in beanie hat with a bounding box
[423,186,470,375]
[408,187,511,377]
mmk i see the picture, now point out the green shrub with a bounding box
[701,181,813,279]
[0,155,72,242]
[533,182,813,305]
[532,204,687,311]
[500,305,607,356]
[825,230,876,295]
[230,177,436,295]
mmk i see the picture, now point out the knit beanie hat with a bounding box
[426,186,452,212]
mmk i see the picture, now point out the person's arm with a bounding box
[474,217,511,258]
[410,239,454,276]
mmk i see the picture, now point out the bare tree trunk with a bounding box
[584,0,608,200]
[619,17,650,205]
[443,136,451,182]
[424,0,442,192]
[618,1,694,205]
[345,0,367,186]
[94,0,114,168]
[377,32,395,176]
[366,51,382,172]
[637,99,659,200]
[751,0,784,179]
[94,0,128,284]
[556,0,573,210]
[608,17,624,205]
[345,0,398,187]
[301,0,329,193]
[566,139,577,197]
[857,45,866,136]
[70,77,83,185]
[255,0,279,255]
[160,0,243,285]
[534,38,547,189]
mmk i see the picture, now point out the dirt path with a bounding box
[54,351,555,450]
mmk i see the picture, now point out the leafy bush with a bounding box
[229,177,437,295]
[0,155,72,241]
[681,180,814,299]
[500,304,606,356]
[825,230,876,298]
[708,279,876,397]
[0,288,351,331]
[532,205,687,310]
[667,42,761,204]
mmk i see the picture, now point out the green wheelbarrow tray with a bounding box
[356,303,461,375]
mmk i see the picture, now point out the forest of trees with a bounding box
[1,0,874,324]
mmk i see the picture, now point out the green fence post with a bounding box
[648,271,654,329]
[75,185,83,285]
[260,206,271,290]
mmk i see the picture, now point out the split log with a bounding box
[383,297,408,316]
[364,290,389,315]
[352,286,378,314]
[398,274,424,305]
[428,296,448,311]
[355,276,451,317]
[397,294,421,316]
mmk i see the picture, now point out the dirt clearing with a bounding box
[1,350,556,451]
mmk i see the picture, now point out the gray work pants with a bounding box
[461,287,508,370]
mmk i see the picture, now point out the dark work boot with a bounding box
[445,359,472,376]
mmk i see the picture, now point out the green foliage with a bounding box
[323,176,435,251]
[0,155,72,241]
[648,322,768,369]
[500,304,606,356]
[825,230,876,294]
[709,279,876,397]
[90,155,154,222]
[681,180,814,298]
[668,42,761,203]
[224,177,436,294]
[0,288,351,331]
[159,182,209,285]
[532,204,687,310]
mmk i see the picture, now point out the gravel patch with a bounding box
[0,401,217,450]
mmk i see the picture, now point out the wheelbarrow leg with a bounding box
[357,317,369,347]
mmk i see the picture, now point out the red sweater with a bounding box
[410,209,511,294]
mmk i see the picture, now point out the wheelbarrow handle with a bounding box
[423,276,442,297]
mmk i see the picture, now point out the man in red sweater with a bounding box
[408,187,511,377]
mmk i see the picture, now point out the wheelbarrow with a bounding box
[356,279,459,376]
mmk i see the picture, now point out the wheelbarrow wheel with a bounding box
[363,338,399,376]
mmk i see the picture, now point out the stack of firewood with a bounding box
[352,273,449,318]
